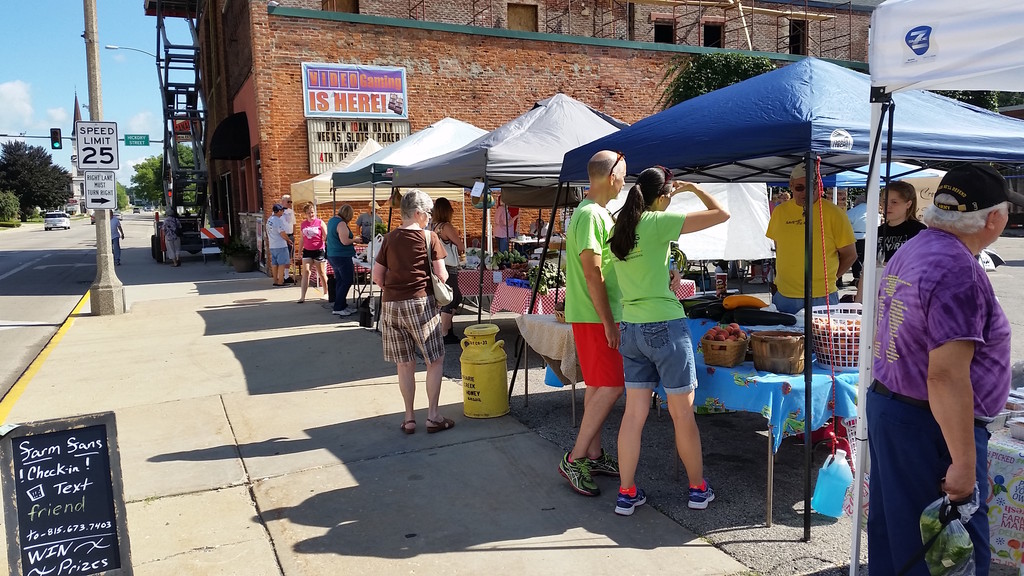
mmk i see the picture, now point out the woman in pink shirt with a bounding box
[298,203,329,303]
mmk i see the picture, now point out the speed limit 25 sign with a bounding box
[75,121,119,171]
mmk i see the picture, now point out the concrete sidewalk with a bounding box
[0,249,748,574]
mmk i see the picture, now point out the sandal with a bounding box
[400,420,416,434]
[426,417,455,434]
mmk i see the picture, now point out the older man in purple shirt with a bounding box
[868,164,1021,575]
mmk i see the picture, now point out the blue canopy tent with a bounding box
[559,57,1024,540]
[560,58,1024,184]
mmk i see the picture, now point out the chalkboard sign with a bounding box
[1,412,132,576]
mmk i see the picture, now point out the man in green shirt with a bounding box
[557,150,626,497]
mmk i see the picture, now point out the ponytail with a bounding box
[609,166,673,261]
[611,185,645,260]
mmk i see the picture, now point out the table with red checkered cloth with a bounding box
[457,269,515,296]
[673,279,697,300]
[490,284,565,315]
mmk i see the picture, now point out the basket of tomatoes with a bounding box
[701,323,749,367]
[810,304,862,370]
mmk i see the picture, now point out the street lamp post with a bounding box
[104,45,157,58]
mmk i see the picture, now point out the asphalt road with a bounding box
[0,212,157,400]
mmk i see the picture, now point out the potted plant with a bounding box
[223,236,257,273]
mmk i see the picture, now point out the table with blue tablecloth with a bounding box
[686,317,860,525]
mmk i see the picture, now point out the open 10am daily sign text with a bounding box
[1,412,132,576]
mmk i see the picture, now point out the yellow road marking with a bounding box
[0,293,90,423]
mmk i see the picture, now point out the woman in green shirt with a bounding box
[608,166,729,516]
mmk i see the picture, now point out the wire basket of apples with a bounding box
[701,323,749,367]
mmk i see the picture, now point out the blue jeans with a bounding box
[112,238,121,264]
[866,389,991,575]
[771,291,838,315]
[618,318,697,394]
[328,255,354,311]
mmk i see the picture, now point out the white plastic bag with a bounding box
[917,485,978,576]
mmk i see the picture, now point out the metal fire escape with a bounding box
[146,0,208,222]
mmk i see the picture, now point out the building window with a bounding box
[703,23,723,48]
[507,4,538,32]
[322,0,358,13]
[654,22,674,44]
[789,19,807,55]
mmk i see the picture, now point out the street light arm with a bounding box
[105,45,157,58]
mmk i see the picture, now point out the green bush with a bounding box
[0,221,21,228]
[0,190,18,221]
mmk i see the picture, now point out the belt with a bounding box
[870,379,989,429]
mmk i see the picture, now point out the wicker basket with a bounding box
[701,336,749,367]
[750,331,805,374]
[810,304,862,370]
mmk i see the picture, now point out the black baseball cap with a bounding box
[934,164,1024,212]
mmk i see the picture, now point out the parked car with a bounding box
[132,207,141,214]
[44,211,71,231]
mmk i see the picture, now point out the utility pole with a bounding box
[84,0,126,315]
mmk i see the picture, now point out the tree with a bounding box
[116,181,129,211]
[130,144,195,206]
[0,141,72,220]
[659,53,777,109]
[0,189,19,221]
[933,90,998,111]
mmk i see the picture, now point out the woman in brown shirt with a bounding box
[372,189,455,435]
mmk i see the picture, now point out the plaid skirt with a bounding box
[381,296,444,364]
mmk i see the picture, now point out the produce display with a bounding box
[527,262,565,295]
[810,313,862,369]
[490,249,528,270]
[703,323,748,342]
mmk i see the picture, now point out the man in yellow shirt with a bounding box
[766,164,856,314]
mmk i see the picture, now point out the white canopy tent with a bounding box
[288,139,383,206]
[854,2,1024,572]
[607,183,773,261]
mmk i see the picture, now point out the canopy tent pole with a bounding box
[476,178,490,324]
[848,90,893,576]
[508,182,570,402]
[801,153,814,542]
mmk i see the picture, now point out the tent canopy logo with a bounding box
[829,129,853,151]
[905,26,932,56]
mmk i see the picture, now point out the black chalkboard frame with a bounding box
[1,411,133,576]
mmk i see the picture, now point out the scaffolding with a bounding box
[594,0,629,39]
[408,0,426,20]
[471,0,494,27]
[545,0,571,34]
[774,0,854,60]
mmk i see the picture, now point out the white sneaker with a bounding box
[332,308,355,316]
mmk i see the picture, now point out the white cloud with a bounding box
[0,80,35,132]
[46,108,69,124]
[127,111,154,134]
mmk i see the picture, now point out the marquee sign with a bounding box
[302,63,408,120]
[306,118,410,174]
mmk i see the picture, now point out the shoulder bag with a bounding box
[423,230,454,306]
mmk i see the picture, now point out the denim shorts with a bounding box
[270,247,290,266]
[618,318,697,394]
[771,291,838,315]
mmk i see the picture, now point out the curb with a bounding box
[0,292,90,423]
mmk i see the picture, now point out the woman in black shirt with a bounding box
[854,181,926,302]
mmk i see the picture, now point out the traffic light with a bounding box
[49,128,62,150]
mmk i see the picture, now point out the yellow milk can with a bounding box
[460,323,510,418]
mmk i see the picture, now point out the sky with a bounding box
[0,2,191,187]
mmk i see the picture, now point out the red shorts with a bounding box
[571,322,625,388]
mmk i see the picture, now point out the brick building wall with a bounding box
[205,2,870,245]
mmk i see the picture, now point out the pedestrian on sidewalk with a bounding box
[162,211,182,267]
[608,166,729,515]
[430,197,465,345]
[867,164,1020,575]
[297,203,328,304]
[281,194,296,284]
[266,204,293,286]
[558,150,626,498]
[111,212,125,265]
[326,204,356,317]
[372,189,455,435]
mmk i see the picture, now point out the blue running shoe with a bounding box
[614,488,647,516]
[688,480,715,510]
